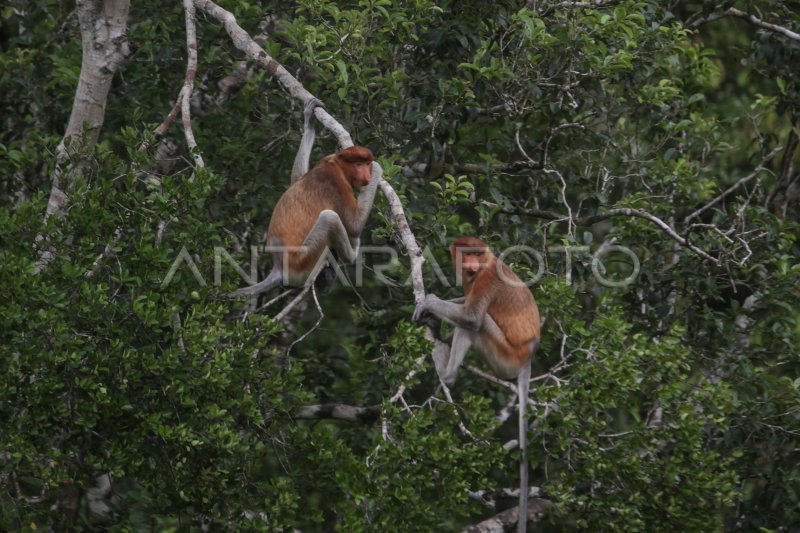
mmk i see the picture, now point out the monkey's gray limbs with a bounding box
[413,297,464,340]
[348,161,382,246]
[291,98,325,183]
[412,293,488,332]
[297,161,383,269]
[413,294,496,385]
[342,161,383,252]
[227,158,382,298]
[230,209,361,298]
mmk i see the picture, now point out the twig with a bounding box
[389,354,429,404]
[256,288,293,312]
[482,200,721,265]
[439,382,483,442]
[273,285,312,322]
[286,283,324,355]
[463,364,545,410]
[544,167,575,238]
[684,147,781,225]
[688,7,800,42]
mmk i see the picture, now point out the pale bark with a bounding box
[36,0,131,273]
[461,498,552,533]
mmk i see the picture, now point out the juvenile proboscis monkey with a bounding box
[412,236,540,533]
[229,99,381,297]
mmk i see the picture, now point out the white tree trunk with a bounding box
[36,0,131,273]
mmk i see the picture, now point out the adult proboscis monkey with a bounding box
[229,99,381,297]
[413,236,540,532]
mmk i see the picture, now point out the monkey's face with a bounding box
[462,251,483,272]
[457,250,486,283]
[349,161,372,190]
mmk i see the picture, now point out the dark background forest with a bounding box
[1,0,799,531]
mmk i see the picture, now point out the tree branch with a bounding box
[294,404,380,423]
[468,486,544,509]
[684,146,781,225]
[180,0,204,168]
[688,7,800,42]
[461,498,552,533]
[482,200,721,265]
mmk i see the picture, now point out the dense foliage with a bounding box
[1,0,799,530]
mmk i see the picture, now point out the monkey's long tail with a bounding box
[227,270,282,298]
[517,360,531,533]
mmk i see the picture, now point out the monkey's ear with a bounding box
[450,244,457,264]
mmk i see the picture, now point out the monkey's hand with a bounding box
[304,98,325,120]
[411,301,430,325]
[412,294,437,324]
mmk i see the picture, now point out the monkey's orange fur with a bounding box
[451,236,540,371]
[267,146,373,274]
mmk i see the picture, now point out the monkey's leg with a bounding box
[292,209,360,283]
[471,315,523,380]
[227,266,283,298]
[431,340,450,379]
[434,327,472,386]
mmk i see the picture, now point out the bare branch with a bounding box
[273,285,312,322]
[554,0,620,8]
[389,353,429,404]
[294,404,380,423]
[154,98,183,141]
[688,7,800,42]
[482,200,721,265]
[397,159,541,177]
[286,283,325,355]
[461,499,553,533]
[468,486,543,509]
[684,147,781,225]
[439,381,484,441]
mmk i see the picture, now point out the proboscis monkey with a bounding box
[229,100,380,297]
[413,236,540,533]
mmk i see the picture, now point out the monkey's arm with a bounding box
[290,99,325,183]
[422,296,465,334]
[412,293,489,332]
[349,161,382,236]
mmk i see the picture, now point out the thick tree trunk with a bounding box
[36,0,131,273]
